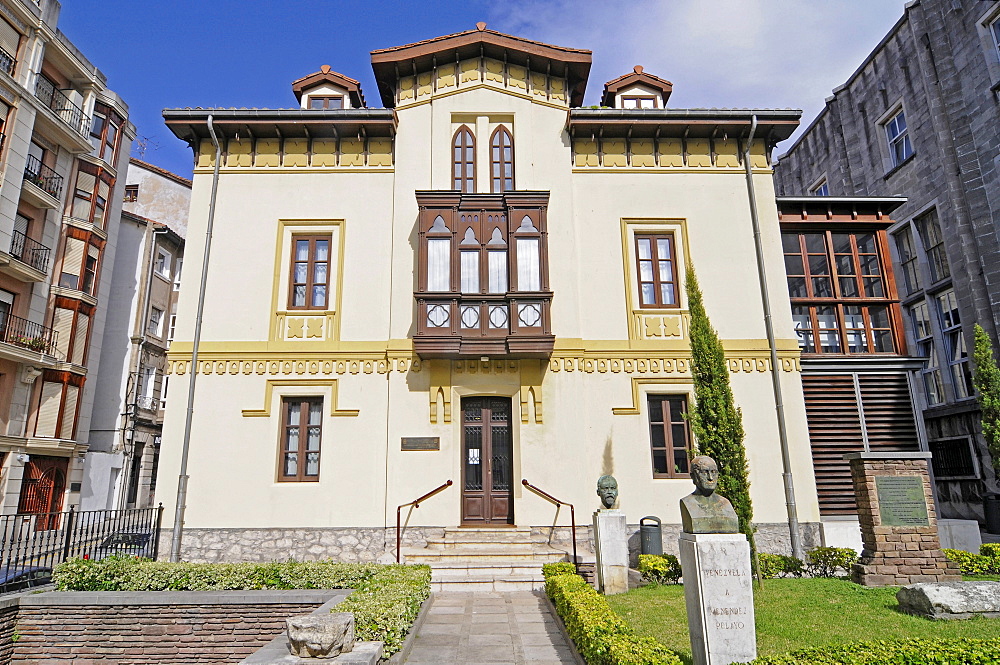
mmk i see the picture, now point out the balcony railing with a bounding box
[136,395,158,411]
[34,76,89,136]
[0,46,14,77]
[0,312,58,355]
[23,154,63,200]
[9,229,51,273]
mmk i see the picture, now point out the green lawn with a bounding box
[606,578,1000,664]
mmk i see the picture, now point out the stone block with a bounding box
[287,613,355,658]
[897,582,1000,620]
[593,510,629,595]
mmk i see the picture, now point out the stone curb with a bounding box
[538,590,586,665]
[384,592,434,665]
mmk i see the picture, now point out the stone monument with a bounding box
[593,475,628,595]
[678,456,756,665]
[845,451,961,586]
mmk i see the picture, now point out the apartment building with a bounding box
[773,0,1000,523]
[0,0,132,521]
[83,158,189,511]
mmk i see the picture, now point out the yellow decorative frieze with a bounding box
[277,312,336,342]
[547,354,799,374]
[195,138,394,172]
[571,138,772,172]
[638,313,686,339]
[241,379,359,418]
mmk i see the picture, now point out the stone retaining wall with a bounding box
[0,601,16,665]
[165,522,821,564]
[9,590,347,664]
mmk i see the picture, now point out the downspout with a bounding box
[743,115,804,560]
[170,116,221,562]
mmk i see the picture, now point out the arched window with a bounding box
[490,126,514,193]
[453,126,475,193]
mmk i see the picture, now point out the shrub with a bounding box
[53,558,429,656]
[637,554,682,585]
[542,562,577,578]
[805,547,857,578]
[750,638,1000,664]
[757,553,805,579]
[944,547,1000,576]
[544,570,682,665]
[972,323,1000,474]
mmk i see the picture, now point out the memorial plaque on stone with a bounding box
[401,437,440,451]
[875,475,929,527]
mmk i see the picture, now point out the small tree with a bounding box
[973,324,1000,473]
[685,266,755,551]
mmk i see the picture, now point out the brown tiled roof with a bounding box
[128,158,192,188]
[371,26,590,57]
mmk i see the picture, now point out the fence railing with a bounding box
[34,76,88,136]
[9,229,51,273]
[23,154,63,200]
[522,479,578,571]
[0,46,14,77]
[0,505,163,595]
[0,312,58,356]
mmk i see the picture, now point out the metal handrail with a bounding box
[396,480,452,563]
[0,311,58,356]
[9,229,51,273]
[0,46,14,77]
[522,479,577,571]
[23,154,63,199]
[34,75,89,135]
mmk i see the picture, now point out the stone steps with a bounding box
[403,525,593,591]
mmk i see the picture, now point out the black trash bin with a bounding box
[985,495,1000,535]
[640,516,663,555]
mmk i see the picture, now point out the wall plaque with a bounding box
[875,475,929,527]
[401,437,440,451]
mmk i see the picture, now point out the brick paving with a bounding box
[403,591,577,665]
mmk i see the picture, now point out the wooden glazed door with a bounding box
[461,397,514,525]
[17,457,67,531]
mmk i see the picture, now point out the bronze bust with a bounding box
[596,475,618,510]
[680,456,739,533]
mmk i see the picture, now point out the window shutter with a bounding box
[76,171,97,194]
[52,308,74,360]
[72,312,89,365]
[60,384,79,439]
[35,382,63,438]
[0,19,20,59]
[62,238,85,278]
[13,214,28,236]
[97,180,110,201]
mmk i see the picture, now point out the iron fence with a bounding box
[34,75,88,136]
[0,505,163,595]
[9,229,51,273]
[0,46,14,77]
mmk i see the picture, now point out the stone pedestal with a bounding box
[679,532,756,665]
[593,509,628,595]
[845,452,961,587]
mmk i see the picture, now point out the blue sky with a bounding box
[58,1,906,178]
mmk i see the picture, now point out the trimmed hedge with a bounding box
[637,554,682,585]
[542,565,681,665]
[53,558,429,656]
[758,553,805,579]
[805,547,858,578]
[750,638,1000,664]
[944,545,1000,576]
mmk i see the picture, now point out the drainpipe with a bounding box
[170,116,222,562]
[743,115,804,561]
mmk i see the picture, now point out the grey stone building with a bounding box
[773,0,1000,523]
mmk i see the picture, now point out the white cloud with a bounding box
[486,0,906,144]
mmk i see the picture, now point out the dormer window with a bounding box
[602,65,672,109]
[291,65,365,109]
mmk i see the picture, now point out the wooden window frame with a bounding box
[621,95,658,109]
[308,95,343,110]
[915,209,950,284]
[490,126,514,193]
[783,229,902,355]
[893,225,922,295]
[647,394,692,479]
[287,234,332,311]
[90,104,122,163]
[453,126,476,193]
[123,184,138,203]
[935,288,974,401]
[278,396,323,482]
[634,233,680,309]
[810,180,830,196]
[909,299,944,406]
[883,108,913,167]
[70,163,115,229]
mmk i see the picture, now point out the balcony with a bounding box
[413,191,554,359]
[9,230,50,273]
[0,46,14,78]
[22,154,63,207]
[34,76,89,136]
[0,313,58,360]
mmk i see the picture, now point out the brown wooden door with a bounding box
[461,397,513,525]
[17,456,67,531]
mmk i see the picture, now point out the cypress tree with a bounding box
[685,265,756,551]
[972,324,1000,472]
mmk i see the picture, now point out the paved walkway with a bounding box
[403,591,578,665]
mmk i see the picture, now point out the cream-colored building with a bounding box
[159,27,820,569]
